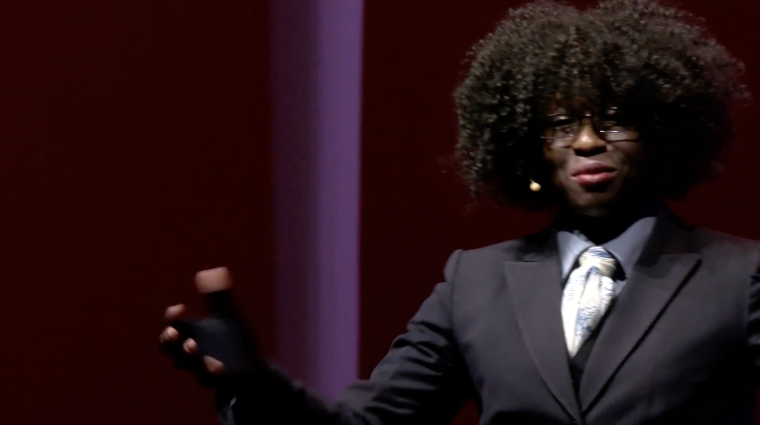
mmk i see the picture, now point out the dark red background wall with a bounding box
[361,1,760,424]
[0,1,272,424]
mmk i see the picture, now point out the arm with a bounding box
[224,250,473,425]
[745,239,760,384]
[748,260,760,382]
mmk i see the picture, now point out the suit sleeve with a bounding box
[746,248,760,383]
[221,249,473,425]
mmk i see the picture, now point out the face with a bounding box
[541,97,648,217]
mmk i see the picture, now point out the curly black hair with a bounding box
[453,0,750,209]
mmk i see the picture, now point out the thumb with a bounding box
[195,267,238,319]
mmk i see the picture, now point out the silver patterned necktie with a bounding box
[561,246,620,357]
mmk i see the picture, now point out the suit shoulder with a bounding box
[451,228,550,275]
[692,226,760,252]
[460,231,543,260]
[464,238,522,257]
[689,226,760,269]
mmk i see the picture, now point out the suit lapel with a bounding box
[578,210,701,412]
[504,231,583,424]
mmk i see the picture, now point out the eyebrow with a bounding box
[546,108,619,118]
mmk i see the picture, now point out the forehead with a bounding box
[544,95,619,115]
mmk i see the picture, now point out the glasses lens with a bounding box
[542,120,575,139]
[598,118,638,141]
[604,129,638,142]
[542,110,639,145]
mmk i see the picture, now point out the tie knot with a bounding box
[578,246,617,277]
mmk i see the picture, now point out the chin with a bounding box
[566,191,619,218]
[570,203,613,218]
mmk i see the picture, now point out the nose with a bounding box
[570,122,606,156]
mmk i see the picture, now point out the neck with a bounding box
[557,202,659,245]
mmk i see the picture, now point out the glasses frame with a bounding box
[539,109,639,147]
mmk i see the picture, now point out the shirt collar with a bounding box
[556,211,659,279]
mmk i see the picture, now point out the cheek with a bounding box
[542,147,567,181]
[615,143,646,178]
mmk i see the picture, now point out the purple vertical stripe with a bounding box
[270,0,364,399]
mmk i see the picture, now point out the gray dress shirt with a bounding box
[557,214,657,285]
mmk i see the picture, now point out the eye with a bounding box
[601,108,633,127]
[547,116,574,128]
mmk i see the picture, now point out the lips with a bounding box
[571,163,617,186]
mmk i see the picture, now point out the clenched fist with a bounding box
[159,267,259,388]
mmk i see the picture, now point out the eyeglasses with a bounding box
[540,108,639,147]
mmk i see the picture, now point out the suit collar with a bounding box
[503,228,582,422]
[578,207,700,411]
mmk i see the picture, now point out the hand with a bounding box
[160,267,255,386]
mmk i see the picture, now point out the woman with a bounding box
[160,0,759,423]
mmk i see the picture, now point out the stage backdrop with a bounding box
[360,1,760,424]
[0,1,272,424]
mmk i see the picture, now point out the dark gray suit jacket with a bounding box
[226,210,760,424]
